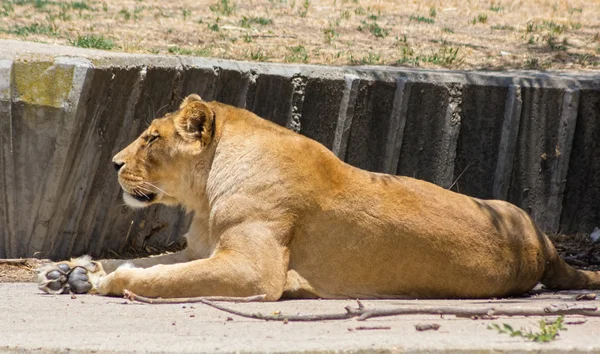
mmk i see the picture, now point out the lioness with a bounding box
[38,94,600,300]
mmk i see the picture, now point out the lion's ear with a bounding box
[175,101,214,145]
[179,94,203,109]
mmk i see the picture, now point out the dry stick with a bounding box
[0,259,29,266]
[123,290,266,304]
[124,291,600,322]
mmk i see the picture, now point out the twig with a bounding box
[127,292,600,322]
[0,259,29,266]
[123,290,266,304]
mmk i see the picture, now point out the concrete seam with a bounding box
[441,83,462,189]
[544,88,580,232]
[493,85,523,200]
[332,74,360,159]
[288,74,306,133]
[383,77,410,175]
[0,59,13,258]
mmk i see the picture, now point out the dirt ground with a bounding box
[0,0,598,70]
[1,234,598,283]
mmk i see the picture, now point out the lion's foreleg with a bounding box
[100,251,189,274]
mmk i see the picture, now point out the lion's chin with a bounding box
[122,191,157,209]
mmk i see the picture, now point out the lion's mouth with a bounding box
[127,191,157,203]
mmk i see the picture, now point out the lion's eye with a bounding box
[147,134,159,146]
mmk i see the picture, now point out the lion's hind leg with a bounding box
[37,256,106,295]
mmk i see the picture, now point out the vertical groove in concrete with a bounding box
[0,59,12,258]
[91,66,148,257]
[493,85,523,200]
[383,77,409,175]
[288,75,306,132]
[542,88,580,232]
[441,83,463,189]
[331,75,359,159]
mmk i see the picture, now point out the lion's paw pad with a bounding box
[37,257,103,295]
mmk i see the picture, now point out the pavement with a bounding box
[1,283,600,353]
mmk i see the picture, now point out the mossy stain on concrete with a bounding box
[13,60,73,108]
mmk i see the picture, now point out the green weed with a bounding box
[239,16,272,28]
[0,22,57,36]
[409,14,434,24]
[358,19,390,38]
[210,0,236,16]
[70,34,114,50]
[285,45,309,63]
[488,316,566,342]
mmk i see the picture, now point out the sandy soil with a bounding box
[0,0,598,70]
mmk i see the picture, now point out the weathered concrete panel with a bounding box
[507,86,577,231]
[299,77,346,149]
[560,90,600,233]
[453,85,508,198]
[396,82,461,188]
[245,74,294,127]
[344,79,397,172]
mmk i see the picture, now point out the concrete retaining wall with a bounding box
[1,40,599,260]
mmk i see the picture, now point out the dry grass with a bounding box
[0,1,598,69]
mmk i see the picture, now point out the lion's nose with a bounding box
[113,161,124,172]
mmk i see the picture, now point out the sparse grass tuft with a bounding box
[442,27,454,33]
[299,0,310,18]
[488,316,566,342]
[0,23,57,36]
[239,16,272,28]
[285,45,309,63]
[210,0,236,16]
[249,49,269,61]
[397,46,461,67]
[323,22,338,43]
[358,19,390,38]
[70,34,114,50]
[491,25,515,31]
[471,13,488,24]
[490,3,503,12]
[409,14,434,24]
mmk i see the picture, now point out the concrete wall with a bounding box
[1,40,599,260]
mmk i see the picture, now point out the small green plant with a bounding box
[409,14,434,24]
[208,21,220,32]
[429,7,436,18]
[210,0,236,16]
[471,13,487,24]
[488,316,566,342]
[547,35,567,51]
[490,3,503,12]
[285,45,308,63]
[168,46,193,55]
[71,1,91,11]
[239,16,272,28]
[442,27,454,33]
[354,6,365,16]
[119,8,131,20]
[182,7,191,20]
[568,7,583,14]
[299,0,309,18]
[0,23,57,36]
[249,49,268,61]
[570,22,582,30]
[491,25,515,31]
[323,23,338,44]
[243,33,252,42]
[350,51,381,65]
[358,20,390,38]
[340,10,351,20]
[1,2,14,16]
[70,34,114,50]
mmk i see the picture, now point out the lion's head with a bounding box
[112,94,215,209]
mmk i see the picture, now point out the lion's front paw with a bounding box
[37,256,106,295]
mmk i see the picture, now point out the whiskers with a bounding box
[142,181,173,197]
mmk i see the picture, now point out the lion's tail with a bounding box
[540,237,600,290]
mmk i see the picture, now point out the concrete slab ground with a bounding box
[1,283,599,353]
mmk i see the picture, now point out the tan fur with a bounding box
[39,95,600,300]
